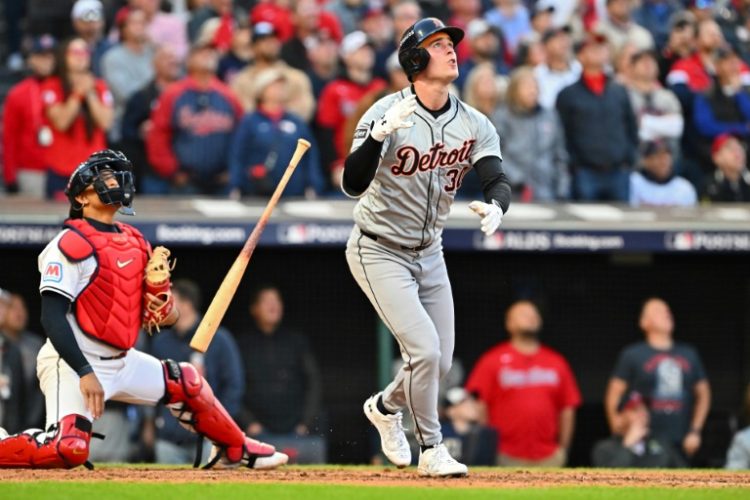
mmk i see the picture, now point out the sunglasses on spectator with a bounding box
[77,10,102,23]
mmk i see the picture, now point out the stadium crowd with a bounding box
[2,0,750,203]
[2,0,750,469]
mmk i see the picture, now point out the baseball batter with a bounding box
[0,150,287,470]
[345,18,511,476]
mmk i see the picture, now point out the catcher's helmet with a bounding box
[66,149,136,217]
[398,18,464,82]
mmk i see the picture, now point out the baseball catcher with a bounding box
[0,150,287,470]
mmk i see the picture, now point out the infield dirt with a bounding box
[1,467,749,489]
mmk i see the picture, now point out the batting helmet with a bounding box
[398,18,464,82]
[66,149,136,218]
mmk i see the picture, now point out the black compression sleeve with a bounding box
[342,134,385,196]
[40,291,93,377]
[474,155,512,213]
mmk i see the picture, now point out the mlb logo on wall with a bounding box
[43,262,63,282]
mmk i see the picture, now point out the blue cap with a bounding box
[29,34,57,54]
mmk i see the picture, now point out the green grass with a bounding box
[1,483,749,500]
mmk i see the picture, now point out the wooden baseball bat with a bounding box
[190,139,311,352]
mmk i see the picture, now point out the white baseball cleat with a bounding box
[252,451,289,470]
[417,443,468,477]
[363,392,411,468]
[0,427,8,440]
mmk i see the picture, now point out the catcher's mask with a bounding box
[66,149,136,218]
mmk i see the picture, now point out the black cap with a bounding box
[27,34,57,55]
[541,25,571,44]
[252,21,277,43]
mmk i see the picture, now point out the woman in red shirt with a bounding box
[42,37,114,200]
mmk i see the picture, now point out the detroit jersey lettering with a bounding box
[348,86,502,249]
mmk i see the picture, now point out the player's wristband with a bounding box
[76,364,94,377]
[689,428,702,435]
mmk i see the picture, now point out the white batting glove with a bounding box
[371,95,417,142]
[469,200,504,236]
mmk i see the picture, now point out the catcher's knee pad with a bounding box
[161,359,275,465]
[0,414,91,469]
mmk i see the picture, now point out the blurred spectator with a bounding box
[326,0,367,35]
[625,49,683,155]
[595,0,655,53]
[249,0,294,42]
[529,3,555,38]
[231,22,315,122]
[629,139,697,207]
[592,391,688,467]
[238,285,325,463]
[658,11,696,85]
[693,46,750,172]
[71,0,114,77]
[121,44,182,192]
[280,0,343,71]
[492,67,569,201]
[305,33,340,98]
[41,37,114,200]
[343,51,408,155]
[667,18,725,95]
[217,23,252,83]
[515,33,546,68]
[465,301,582,467]
[605,298,711,459]
[146,43,243,195]
[485,0,532,55]
[372,0,421,79]
[447,0,483,65]
[534,26,581,110]
[456,19,510,92]
[440,387,498,466]
[102,7,155,146]
[149,280,244,464]
[2,35,57,197]
[556,33,638,201]
[134,0,189,61]
[632,0,679,50]
[725,382,750,469]
[187,0,245,49]
[688,0,717,23]
[701,134,750,202]
[0,289,25,435]
[0,293,44,429]
[361,7,396,80]
[316,31,386,191]
[668,19,727,185]
[613,42,640,84]
[228,69,323,198]
[464,62,505,117]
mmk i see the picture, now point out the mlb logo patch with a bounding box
[43,262,63,283]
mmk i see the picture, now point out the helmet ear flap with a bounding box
[402,47,431,82]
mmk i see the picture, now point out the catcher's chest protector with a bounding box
[60,219,149,350]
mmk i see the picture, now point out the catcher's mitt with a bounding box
[143,246,178,334]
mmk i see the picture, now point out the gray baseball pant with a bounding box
[346,225,454,446]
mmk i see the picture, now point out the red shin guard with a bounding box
[161,359,274,465]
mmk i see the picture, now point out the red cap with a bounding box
[114,6,130,29]
[712,133,735,155]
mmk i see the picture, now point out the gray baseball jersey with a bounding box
[347,86,503,249]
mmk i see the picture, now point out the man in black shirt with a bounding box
[605,298,711,460]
